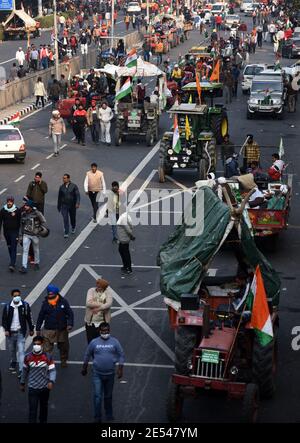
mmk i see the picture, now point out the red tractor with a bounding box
[159,186,281,423]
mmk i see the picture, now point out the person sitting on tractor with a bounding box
[136,79,146,105]
[268,153,285,182]
[171,64,183,86]
[225,153,240,178]
[248,187,266,209]
[243,134,260,171]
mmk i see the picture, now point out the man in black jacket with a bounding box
[36,285,74,368]
[0,196,21,272]
[26,172,48,214]
[57,173,80,238]
[2,288,34,376]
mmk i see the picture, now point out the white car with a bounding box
[224,14,240,30]
[282,60,300,78]
[241,64,266,94]
[210,3,227,15]
[127,2,141,13]
[0,125,26,162]
[244,2,259,16]
[240,1,252,12]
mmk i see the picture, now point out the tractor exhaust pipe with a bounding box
[203,301,210,338]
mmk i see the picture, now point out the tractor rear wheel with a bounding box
[242,383,259,423]
[198,158,207,180]
[166,378,183,422]
[210,111,228,144]
[175,326,198,375]
[252,327,278,399]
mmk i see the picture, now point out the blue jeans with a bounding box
[60,204,76,235]
[7,331,25,373]
[92,370,115,421]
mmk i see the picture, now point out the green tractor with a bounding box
[181,81,228,145]
[158,102,227,183]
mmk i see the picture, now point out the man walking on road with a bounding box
[107,181,125,242]
[19,200,46,274]
[57,173,80,238]
[49,110,66,156]
[84,163,106,222]
[81,322,125,423]
[16,47,25,67]
[85,279,113,343]
[87,99,100,143]
[98,102,113,146]
[0,196,21,271]
[73,103,88,145]
[36,285,74,368]
[26,172,48,214]
[2,289,34,377]
[117,213,135,274]
[20,335,56,423]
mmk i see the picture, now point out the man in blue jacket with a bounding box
[2,288,34,377]
[81,322,125,423]
[36,284,74,368]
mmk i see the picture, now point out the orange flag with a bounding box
[210,60,220,82]
[195,72,202,104]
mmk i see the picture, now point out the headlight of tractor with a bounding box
[249,98,258,104]
[167,149,173,155]
[273,99,281,105]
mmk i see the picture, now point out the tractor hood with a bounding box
[158,187,281,306]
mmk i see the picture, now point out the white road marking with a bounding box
[59,143,67,150]
[128,169,156,210]
[0,57,15,65]
[14,175,25,183]
[55,360,173,369]
[46,153,54,159]
[45,136,49,139]
[31,163,40,170]
[165,175,193,194]
[0,188,7,195]
[86,266,174,361]
[60,264,84,297]
[131,189,188,212]
[24,141,161,307]
[20,103,52,121]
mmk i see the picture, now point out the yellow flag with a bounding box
[185,115,191,140]
[188,94,193,103]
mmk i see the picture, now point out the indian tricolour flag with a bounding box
[125,49,137,69]
[9,112,20,126]
[172,115,181,154]
[115,77,132,101]
[247,266,273,346]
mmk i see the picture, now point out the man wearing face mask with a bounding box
[81,322,125,423]
[20,336,56,423]
[2,289,34,377]
[0,196,22,272]
[36,285,74,368]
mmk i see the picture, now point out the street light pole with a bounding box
[53,0,59,80]
[110,0,115,51]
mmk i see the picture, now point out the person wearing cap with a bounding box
[49,110,66,156]
[243,134,260,170]
[87,100,100,143]
[20,335,56,423]
[26,172,48,214]
[268,153,285,181]
[19,200,46,274]
[2,288,34,377]
[36,285,74,368]
[84,279,113,343]
[0,197,22,272]
[171,64,183,85]
[16,47,25,67]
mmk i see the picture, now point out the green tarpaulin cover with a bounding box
[158,187,281,306]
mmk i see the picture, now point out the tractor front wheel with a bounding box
[198,158,207,180]
[210,111,228,144]
[175,326,198,375]
[252,327,278,399]
[242,383,259,423]
[166,378,183,422]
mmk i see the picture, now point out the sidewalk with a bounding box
[0,96,50,125]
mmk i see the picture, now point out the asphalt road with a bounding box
[0,19,300,424]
